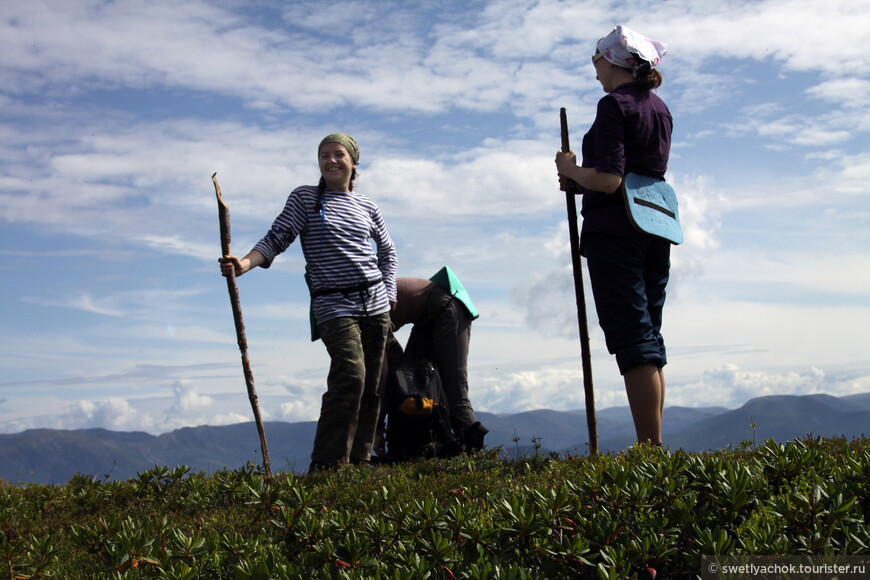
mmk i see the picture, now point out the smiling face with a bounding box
[318,141,357,192]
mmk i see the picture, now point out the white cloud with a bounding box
[671,364,840,409]
[158,380,214,430]
[369,139,558,219]
[208,412,251,427]
[279,399,320,423]
[807,77,870,102]
[475,366,588,413]
[815,152,870,193]
[61,397,156,432]
[4,0,863,121]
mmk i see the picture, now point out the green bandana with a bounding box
[319,133,360,163]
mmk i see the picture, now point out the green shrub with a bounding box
[1,437,868,578]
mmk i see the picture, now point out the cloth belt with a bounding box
[310,277,382,299]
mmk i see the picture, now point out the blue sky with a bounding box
[1,0,869,436]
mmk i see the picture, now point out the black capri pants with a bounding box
[583,230,670,375]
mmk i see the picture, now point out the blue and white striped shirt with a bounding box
[253,185,397,324]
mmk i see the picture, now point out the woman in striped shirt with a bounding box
[220,133,397,472]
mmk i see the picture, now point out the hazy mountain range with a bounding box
[2,393,869,485]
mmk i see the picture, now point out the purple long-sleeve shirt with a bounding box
[579,81,673,237]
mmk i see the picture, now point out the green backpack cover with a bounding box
[429,266,479,320]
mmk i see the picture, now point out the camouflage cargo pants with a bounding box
[311,313,390,468]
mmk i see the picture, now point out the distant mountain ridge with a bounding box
[2,393,869,485]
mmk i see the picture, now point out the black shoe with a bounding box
[308,460,337,474]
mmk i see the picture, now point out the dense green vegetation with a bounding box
[2,436,869,579]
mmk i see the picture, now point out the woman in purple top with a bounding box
[555,26,672,445]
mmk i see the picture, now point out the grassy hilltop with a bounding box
[3,436,870,579]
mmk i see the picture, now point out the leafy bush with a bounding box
[1,436,868,578]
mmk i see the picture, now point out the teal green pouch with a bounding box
[430,266,479,320]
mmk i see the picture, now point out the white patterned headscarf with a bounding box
[595,25,667,78]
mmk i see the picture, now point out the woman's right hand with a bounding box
[555,150,577,175]
[219,250,263,278]
[219,255,245,277]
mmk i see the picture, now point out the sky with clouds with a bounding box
[1,0,869,437]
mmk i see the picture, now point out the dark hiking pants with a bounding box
[404,287,477,435]
[311,313,390,467]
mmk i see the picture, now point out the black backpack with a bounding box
[385,355,461,461]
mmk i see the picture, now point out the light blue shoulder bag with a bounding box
[622,173,683,245]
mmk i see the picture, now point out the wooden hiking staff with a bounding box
[559,108,598,456]
[212,173,273,478]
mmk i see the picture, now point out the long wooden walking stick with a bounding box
[559,108,598,455]
[212,173,273,478]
